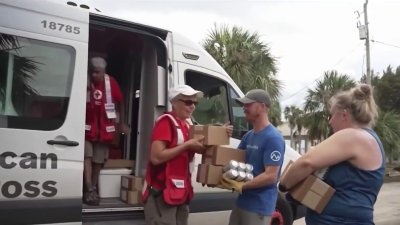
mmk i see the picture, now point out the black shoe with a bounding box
[83,190,98,206]
[92,189,100,205]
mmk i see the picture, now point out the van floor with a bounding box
[83,198,143,210]
[82,198,144,222]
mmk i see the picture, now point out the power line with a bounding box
[371,40,400,49]
[280,43,362,102]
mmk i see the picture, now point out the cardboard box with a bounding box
[201,155,213,165]
[204,146,245,166]
[196,164,224,185]
[290,175,335,214]
[190,125,229,145]
[98,168,132,198]
[283,161,335,214]
[120,189,142,205]
[121,175,143,191]
[104,159,135,169]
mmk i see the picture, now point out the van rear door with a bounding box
[0,0,88,224]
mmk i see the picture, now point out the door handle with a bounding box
[47,140,79,147]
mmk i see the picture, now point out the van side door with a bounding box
[0,1,88,224]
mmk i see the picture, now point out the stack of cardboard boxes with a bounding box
[191,125,246,186]
[120,175,144,205]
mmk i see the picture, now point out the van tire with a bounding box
[271,194,293,225]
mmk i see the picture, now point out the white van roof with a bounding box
[58,1,234,82]
[171,32,233,79]
[4,0,237,88]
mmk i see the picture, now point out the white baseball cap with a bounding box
[168,85,203,101]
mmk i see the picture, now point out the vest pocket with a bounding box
[163,176,188,205]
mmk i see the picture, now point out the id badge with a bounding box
[172,179,185,189]
[105,103,117,119]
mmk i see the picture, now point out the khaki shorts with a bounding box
[144,194,189,225]
[84,141,109,164]
[229,205,271,225]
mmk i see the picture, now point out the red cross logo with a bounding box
[93,90,102,100]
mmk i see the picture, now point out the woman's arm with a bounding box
[280,128,359,189]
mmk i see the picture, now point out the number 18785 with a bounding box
[41,20,80,34]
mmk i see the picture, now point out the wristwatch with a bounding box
[278,182,288,192]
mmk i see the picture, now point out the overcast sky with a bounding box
[71,0,400,108]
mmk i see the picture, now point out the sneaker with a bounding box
[92,189,100,205]
[83,189,99,206]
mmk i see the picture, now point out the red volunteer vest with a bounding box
[142,113,194,206]
[85,75,117,143]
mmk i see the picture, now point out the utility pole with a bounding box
[364,0,371,85]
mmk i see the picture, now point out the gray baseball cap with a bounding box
[235,89,271,107]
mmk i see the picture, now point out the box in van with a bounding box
[121,175,143,191]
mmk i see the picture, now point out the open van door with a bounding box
[0,0,88,224]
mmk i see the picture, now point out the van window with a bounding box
[229,88,249,139]
[185,71,229,125]
[0,33,75,130]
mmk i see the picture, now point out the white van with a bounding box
[0,0,304,224]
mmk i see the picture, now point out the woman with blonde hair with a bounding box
[279,84,384,225]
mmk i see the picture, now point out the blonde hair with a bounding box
[329,84,378,127]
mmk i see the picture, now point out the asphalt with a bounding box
[84,182,400,225]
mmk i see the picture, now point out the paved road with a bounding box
[85,182,400,225]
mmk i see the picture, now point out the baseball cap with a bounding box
[168,85,203,101]
[235,89,271,107]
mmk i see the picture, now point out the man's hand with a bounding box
[218,174,244,193]
[120,123,130,135]
[185,136,206,153]
[223,122,233,137]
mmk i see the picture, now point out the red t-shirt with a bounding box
[90,75,123,108]
[151,113,194,161]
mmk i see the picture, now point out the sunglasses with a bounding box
[178,99,198,106]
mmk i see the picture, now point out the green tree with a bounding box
[0,34,39,114]
[374,110,400,164]
[269,101,282,127]
[203,24,282,123]
[360,67,400,163]
[284,105,304,149]
[375,65,400,113]
[360,70,380,86]
[303,70,356,141]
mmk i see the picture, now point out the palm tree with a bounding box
[0,34,39,114]
[284,105,304,149]
[303,70,356,142]
[203,24,281,97]
[203,24,282,123]
[269,101,282,127]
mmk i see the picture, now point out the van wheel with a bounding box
[270,195,293,225]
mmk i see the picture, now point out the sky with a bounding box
[63,0,400,108]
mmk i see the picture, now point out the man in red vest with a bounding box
[143,85,233,225]
[84,57,129,205]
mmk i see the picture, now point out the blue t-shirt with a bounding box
[236,124,285,216]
